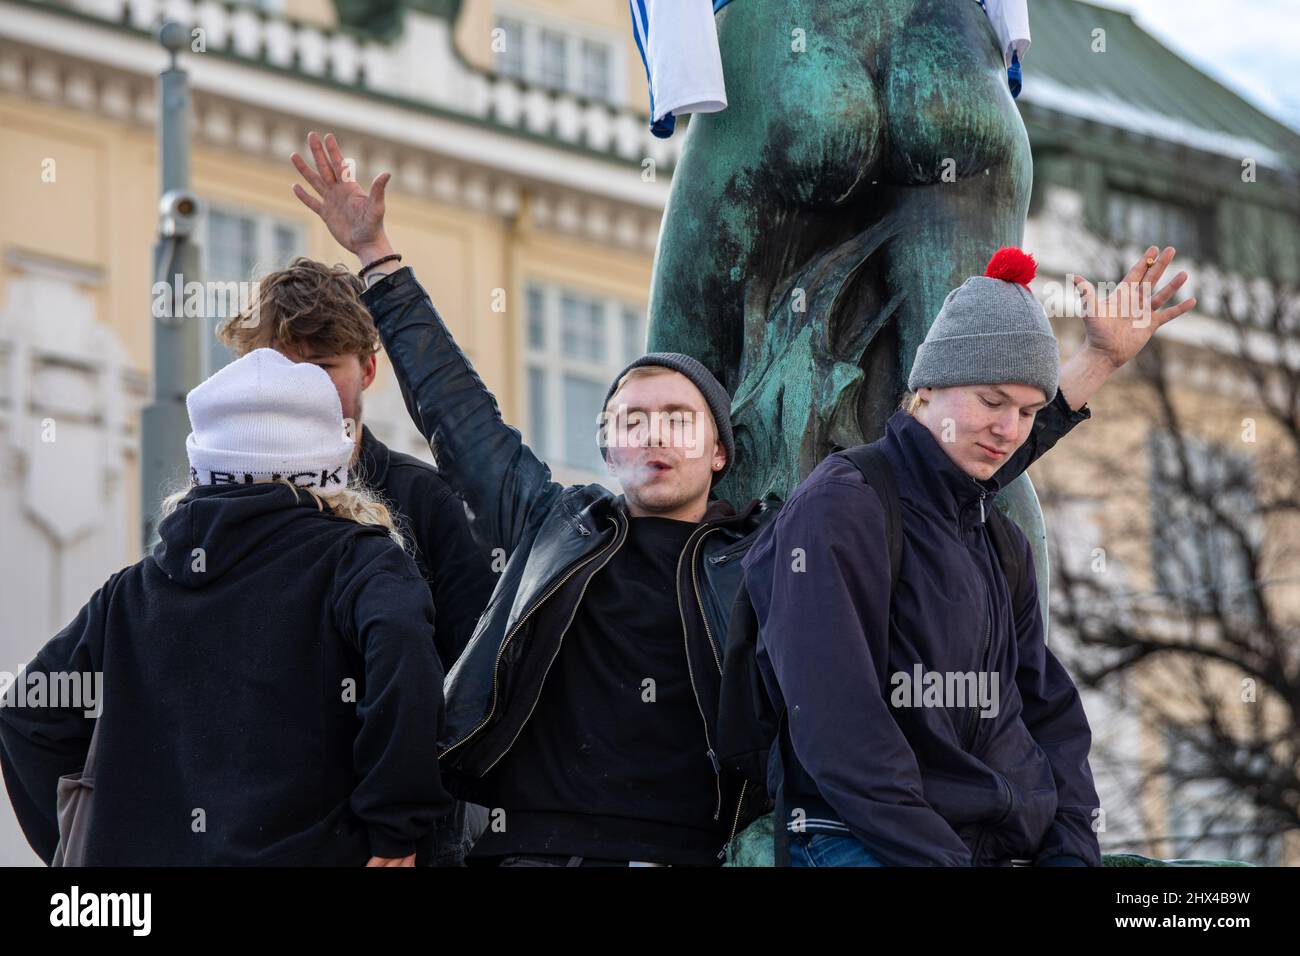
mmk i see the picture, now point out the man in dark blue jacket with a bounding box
[743,248,1194,866]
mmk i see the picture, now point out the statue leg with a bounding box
[868,0,1047,626]
[643,115,751,394]
[649,1,889,499]
[646,2,885,395]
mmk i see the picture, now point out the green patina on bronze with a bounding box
[648,0,1048,616]
[655,0,1254,868]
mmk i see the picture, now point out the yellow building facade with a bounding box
[1,0,1296,866]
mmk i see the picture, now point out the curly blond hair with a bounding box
[216,257,380,361]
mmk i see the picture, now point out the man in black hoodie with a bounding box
[0,349,452,865]
[217,259,496,865]
[289,131,1159,866]
[217,257,493,674]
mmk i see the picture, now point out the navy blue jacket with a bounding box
[742,410,1102,866]
[0,482,452,865]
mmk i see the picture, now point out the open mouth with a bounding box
[646,460,674,473]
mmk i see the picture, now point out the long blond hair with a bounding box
[160,477,407,550]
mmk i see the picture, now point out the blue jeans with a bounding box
[789,832,885,867]
[430,801,489,866]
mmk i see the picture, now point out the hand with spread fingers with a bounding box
[1070,244,1198,373]
[290,131,395,265]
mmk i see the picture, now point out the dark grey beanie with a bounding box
[907,249,1060,401]
[600,352,735,483]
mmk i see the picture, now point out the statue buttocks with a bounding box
[649,0,1033,505]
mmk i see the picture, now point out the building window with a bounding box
[1106,189,1207,261]
[496,16,526,80]
[621,305,646,363]
[581,39,612,102]
[492,13,621,105]
[523,282,647,478]
[198,203,305,376]
[539,29,568,90]
[561,292,605,362]
[1147,429,1259,620]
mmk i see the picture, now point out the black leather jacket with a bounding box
[360,266,1090,858]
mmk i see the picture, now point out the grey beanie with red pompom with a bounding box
[907,247,1060,401]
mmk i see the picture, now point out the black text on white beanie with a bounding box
[185,348,355,495]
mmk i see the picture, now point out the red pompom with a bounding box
[984,247,1037,287]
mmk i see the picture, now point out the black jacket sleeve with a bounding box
[361,266,564,565]
[424,489,496,670]
[991,387,1092,488]
[0,570,120,864]
[334,543,454,859]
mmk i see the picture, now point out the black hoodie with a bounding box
[0,482,453,865]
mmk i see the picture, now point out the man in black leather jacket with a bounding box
[290,131,1172,865]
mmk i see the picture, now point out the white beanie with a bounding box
[185,348,355,496]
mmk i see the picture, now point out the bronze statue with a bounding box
[649,0,1034,505]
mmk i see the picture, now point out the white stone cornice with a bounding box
[5,0,682,169]
[0,9,668,253]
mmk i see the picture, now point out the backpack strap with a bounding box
[837,442,903,592]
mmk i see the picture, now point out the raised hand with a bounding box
[1070,245,1198,372]
[290,131,393,262]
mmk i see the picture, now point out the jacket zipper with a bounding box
[440,510,627,766]
[678,525,726,820]
[707,542,749,566]
[478,510,629,775]
[964,597,993,752]
[719,780,747,862]
[688,527,755,860]
[967,556,1009,866]
[690,530,726,674]
[959,487,993,752]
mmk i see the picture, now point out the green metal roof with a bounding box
[1024,0,1300,168]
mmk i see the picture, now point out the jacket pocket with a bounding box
[991,770,1015,826]
[986,757,1058,859]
